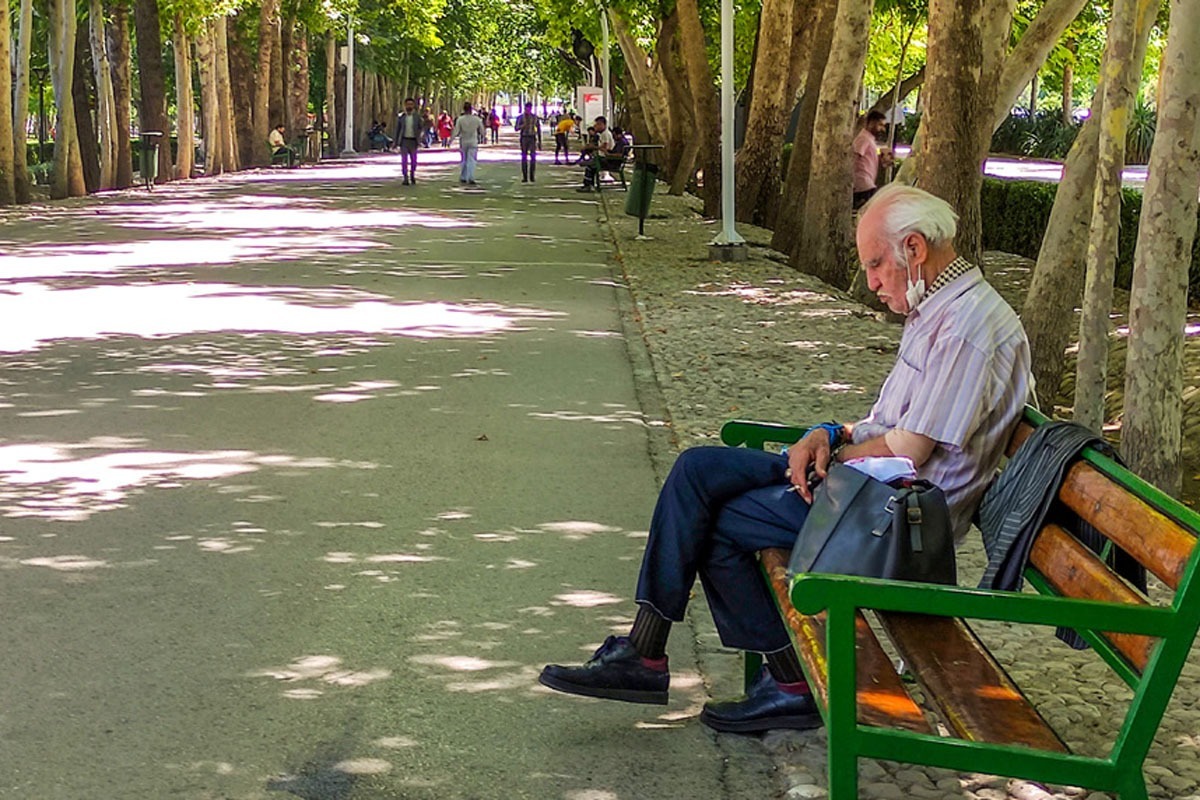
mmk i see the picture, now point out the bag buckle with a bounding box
[872,496,898,537]
[906,506,923,525]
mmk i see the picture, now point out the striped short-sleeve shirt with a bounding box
[852,260,1032,541]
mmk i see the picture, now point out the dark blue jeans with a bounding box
[636,446,810,653]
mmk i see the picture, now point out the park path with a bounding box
[0,140,770,798]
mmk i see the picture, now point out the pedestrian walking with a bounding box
[394,98,427,185]
[514,102,542,182]
[488,109,501,144]
[452,102,485,185]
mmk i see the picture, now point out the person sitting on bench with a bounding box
[268,123,296,166]
[540,184,1034,734]
[575,116,614,192]
[368,120,393,151]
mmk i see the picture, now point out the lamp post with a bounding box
[342,17,356,155]
[599,3,610,121]
[710,0,745,258]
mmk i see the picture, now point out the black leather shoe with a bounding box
[699,667,823,734]
[539,636,668,705]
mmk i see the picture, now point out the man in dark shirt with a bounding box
[514,102,542,182]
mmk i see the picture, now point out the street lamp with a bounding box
[342,17,356,155]
[710,0,746,259]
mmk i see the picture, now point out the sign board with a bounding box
[576,86,604,125]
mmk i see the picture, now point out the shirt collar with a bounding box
[909,258,982,321]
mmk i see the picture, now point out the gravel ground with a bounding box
[596,184,1200,800]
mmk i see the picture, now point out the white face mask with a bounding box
[903,252,925,311]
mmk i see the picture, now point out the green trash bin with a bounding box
[624,161,659,237]
[139,131,162,189]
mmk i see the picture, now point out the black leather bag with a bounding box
[788,462,956,585]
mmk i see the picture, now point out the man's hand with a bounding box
[786,429,834,504]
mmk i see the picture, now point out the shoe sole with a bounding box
[538,672,667,705]
[698,708,823,734]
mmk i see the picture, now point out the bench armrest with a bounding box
[790,573,1176,637]
[720,419,808,449]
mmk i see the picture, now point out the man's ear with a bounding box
[907,233,929,265]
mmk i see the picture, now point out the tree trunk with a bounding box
[1122,0,1200,495]
[228,12,255,166]
[214,15,239,172]
[88,0,119,190]
[675,0,721,216]
[770,0,837,253]
[172,14,194,179]
[899,0,1086,189]
[195,19,219,175]
[269,14,284,134]
[12,0,33,202]
[1021,115,1099,407]
[1062,48,1074,125]
[49,0,81,199]
[734,0,796,225]
[0,0,15,205]
[792,0,872,289]
[107,0,134,188]
[134,0,170,184]
[72,18,101,194]
[325,29,338,155]
[917,0,1014,266]
[251,0,280,165]
[283,17,309,141]
[611,11,669,147]
[1073,0,1158,432]
[655,10,688,182]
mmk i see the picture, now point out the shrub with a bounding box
[980,177,1200,304]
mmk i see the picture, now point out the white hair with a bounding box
[863,184,959,263]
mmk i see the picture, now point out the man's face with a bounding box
[857,211,912,315]
[867,117,886,136]
[525,104,533,113]
[594,120,607,132]
[405,100,415,112]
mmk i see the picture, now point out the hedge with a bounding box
[980,176,1200,303]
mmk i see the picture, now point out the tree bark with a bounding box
[251,0,280,165]
[12,0,33,202]
[195,19,219,175]
[134,0,171,184]
[324,29,338,155]
[1021,114,1099,407]
[213,15,239,172]
[107,0,134,188]
[283,17,309,141]
[89,0,119,190]
[611,11,669,148]
[49,0,82,199]
[1062,47,1074,125]
[1122,0,1200,495]
[792,0,873,289]
[73,19,101,194]
[172,13,194,179]
[734,0,796,225]
[770,0,837,253]
[675,0,721,216]
[655,10,690,183]
[269,14,284,134]
[228,12,256,166]
[917,0,1014,266]
[1074,0,1158,432]
[0,0,15,205]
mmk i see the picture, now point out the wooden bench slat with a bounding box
[878,612,1069,753]
[1056,462,1196,590]
[1029,524,1158,672]
[1006,422,1196,590]
[760,548,932,734]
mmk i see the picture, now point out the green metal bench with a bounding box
[719,406,1200,799]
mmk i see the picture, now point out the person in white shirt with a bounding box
[268,124,295,167]
[576,116,614,193]
[452,102,485,185]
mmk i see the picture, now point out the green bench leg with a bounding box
[827,604,859,799]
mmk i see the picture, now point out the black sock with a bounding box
[766,646,807,686]
[628,605,671,659]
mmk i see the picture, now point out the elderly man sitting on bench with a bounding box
[576,116,626,193]
[540,184,1033,734]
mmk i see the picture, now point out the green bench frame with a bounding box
[719,406,1200,799]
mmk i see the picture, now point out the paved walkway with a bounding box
[0,141,771,798]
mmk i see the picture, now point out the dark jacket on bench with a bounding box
[977,420,1145,647]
